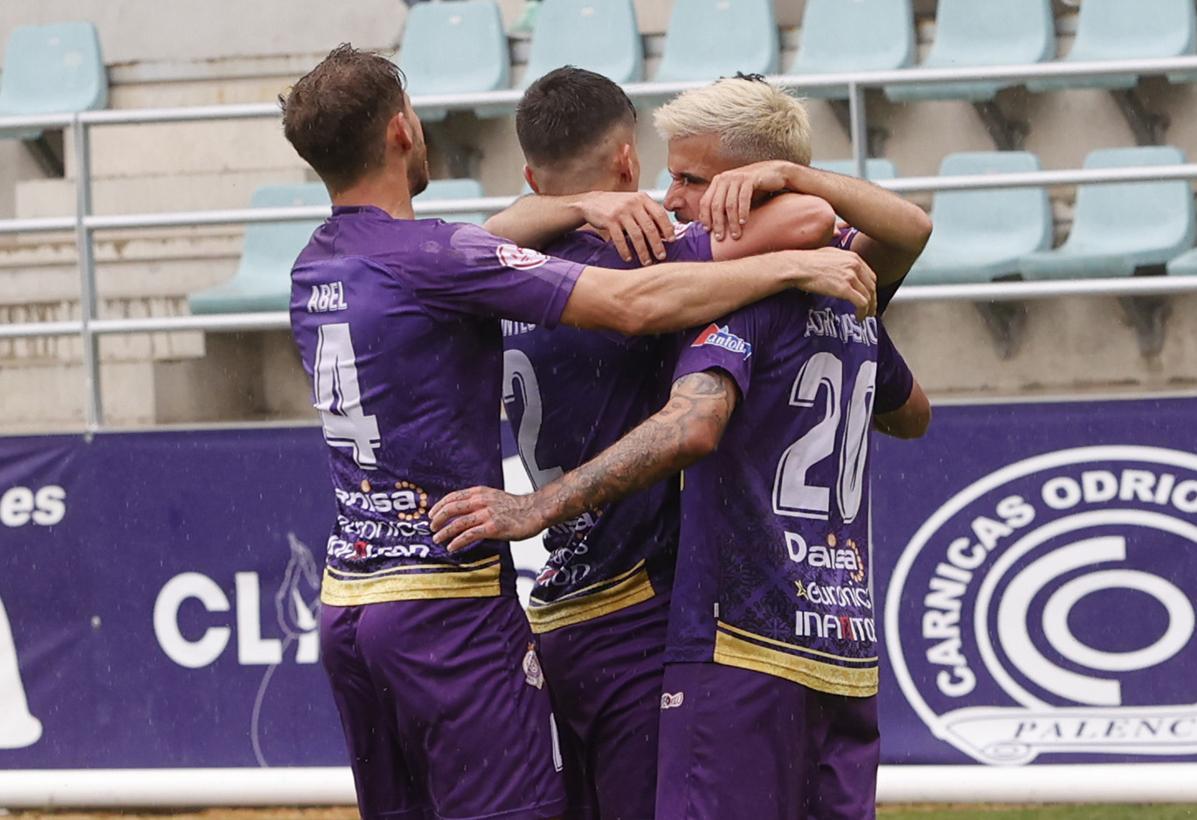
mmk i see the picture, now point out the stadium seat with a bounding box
[1028,0,1196,92]
[397,0,510,120]
[909,152,1051,286]
[788,0,915,98]
[0,21,108,140]
[885,0,1054,103]
[812,159,898,181]
[1166,247,1197,276]
[655,168,673,191]
[1020,146,1195,280]
[417,178,487,225]
[654,0,779,83]
[522,0,643,87]
[189,184,329,315]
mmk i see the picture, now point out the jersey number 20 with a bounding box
[773,351,876,524]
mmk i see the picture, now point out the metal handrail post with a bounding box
[72,115,103,432]
[848,82,867,179]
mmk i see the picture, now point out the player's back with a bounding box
[504,223,713,630]
[290,205,582,605]
[668,288,881,697]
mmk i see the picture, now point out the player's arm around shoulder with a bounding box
[559,247,879,336]
[699,160,932,288]
[429,370,739,553]
[483,190,674,266]
[710,192,836,261]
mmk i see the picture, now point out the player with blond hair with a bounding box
[434,74,931,818]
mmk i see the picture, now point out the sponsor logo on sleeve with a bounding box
[661,691,685,710]
[887,446,1197,765]
[691,324,752,360]
[496,244,550,271]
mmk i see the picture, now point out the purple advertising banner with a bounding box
[1,395,1195,770]
[873,395,1197,766]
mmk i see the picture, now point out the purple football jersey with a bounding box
[503,223,713,632]
[668,291,883,697]
[289,206,583,606]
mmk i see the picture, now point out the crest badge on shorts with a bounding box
[523,642,545,689]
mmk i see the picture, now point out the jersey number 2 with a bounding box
[503,350,563,489]
[314,323,381,470]
[773,351,876,524]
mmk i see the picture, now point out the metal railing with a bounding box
[4,55,1197,431]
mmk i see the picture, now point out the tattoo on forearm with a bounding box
[534,371,737,525]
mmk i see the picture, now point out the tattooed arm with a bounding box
[429,371,739,553]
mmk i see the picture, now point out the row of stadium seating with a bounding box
[3,0,1195,130]
[404,0,1197,113]
[188,145,1196,317]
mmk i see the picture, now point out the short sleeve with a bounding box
[394,222,584,327]
[832,222,904,314]
[831,223,859,251]
[672,303,762,399]
[876,279,904,315]
[874,321,914,415]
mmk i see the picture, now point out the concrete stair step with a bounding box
[16,169,313,219]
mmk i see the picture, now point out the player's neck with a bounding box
[333,169,416,220]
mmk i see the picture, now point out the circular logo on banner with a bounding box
[886,446,1197,765]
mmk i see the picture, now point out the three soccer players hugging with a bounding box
[282,45,932,820]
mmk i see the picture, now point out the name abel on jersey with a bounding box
[307,282,348,313]
[806,310,878,345]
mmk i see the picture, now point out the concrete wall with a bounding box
[0,1,404,65]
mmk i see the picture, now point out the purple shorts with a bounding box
[321,595,567,820]
[656,662,879,820]
[536,592,669,820]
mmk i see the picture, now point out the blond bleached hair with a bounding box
[653,77,812,166]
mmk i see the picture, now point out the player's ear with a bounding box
[389,111,415,152]
[617,143,637,186]
[523,165,541,195]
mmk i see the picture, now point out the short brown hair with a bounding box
[517,66,636,167]
[280,44,408,192]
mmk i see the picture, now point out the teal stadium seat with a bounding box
[1028,0,1196,92]
[1020,146,1195,280]
[523,0,643,87]
[1166,247,1197,277]
[418,178,487,225]
[886,0,1054,103]
[0,21,108,140]
[655,168,673,190]
[812,158,898,180]
[398,0,510,121]
[189,184,330,315]
[655,0,779,83]
[789,0,914,99]
[909,152,1051,286]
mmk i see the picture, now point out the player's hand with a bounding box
[576,191,675,266]
[699,160,796,241]
[429,486,547,554]
[786,247,878,320]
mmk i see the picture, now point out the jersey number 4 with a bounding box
[314,323,381,470]
[773,351,876,524]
